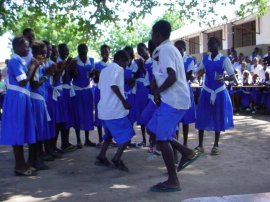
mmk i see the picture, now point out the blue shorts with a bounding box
[146,102,186,141]
[102,116,135,145]
[140,99,157,126]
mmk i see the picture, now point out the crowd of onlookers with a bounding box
[191,46,270,114]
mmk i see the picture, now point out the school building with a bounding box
[170,7,270,61]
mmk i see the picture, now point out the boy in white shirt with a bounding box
[147,20,199,192]
[95,50,135,172]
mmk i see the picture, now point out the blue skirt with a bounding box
[93,86,102,127]
[50,89,68,123]
[135,82,149,125]
[251,89,262,106]
[241,91,252,108]
[1,90,36,145]
[102,116,135,144]
[181,86,196,124]
[146,102,186,141]
[45,87,56,139]
[127,94,136,124]
[63,88,75,129]
[32,99,51,141]
[140,99,157,126]
[195,89,234,132]
[73,88,94,130]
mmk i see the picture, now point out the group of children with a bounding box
[227,46,270,114]
[0,20,267,192]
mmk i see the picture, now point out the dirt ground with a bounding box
[0,114,270,202]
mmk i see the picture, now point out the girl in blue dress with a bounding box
[134,43,151,146]
[93,44,111,146]
[195,37,235,155]
[1,36,40,176]
[29,41,55,169]
[72,44,96,148]
[123,46,137,126]
[174,40,196,147]
[56,44,76,152]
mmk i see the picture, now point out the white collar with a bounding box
[57,57,64,63]
[12,53,27,66]
[208,53,223,61]
[76,56,91,66]
[152,40,171,61]
[99,60,109,66]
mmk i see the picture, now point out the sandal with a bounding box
[94,157,111,167]
[150,182,181,192]
[194,146,204,153]
[211,146,220,156]
[111,159,129,172]
[84,141,96,147]
[15,168,37,177]
[177,152,200,172]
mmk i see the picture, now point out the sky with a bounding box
[0,0,249,62]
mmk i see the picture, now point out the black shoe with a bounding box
[111,159,129,172]
[84,141,96,147]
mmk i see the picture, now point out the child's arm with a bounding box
[31,63,56,89]
[154,67,176,95]
[19,58,42,86]
[111,85,131,109]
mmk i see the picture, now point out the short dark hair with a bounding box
[78,43,88,52]
[58,43,68,51]
[137,43,147,49]
[32,41,46,55]
[208,37,221,47]
[12,36,27,49]
[100,44,110,50]
[152,20,171,39]
[174,40,186,47]
[114,50,130,62]
[42,40,50,46]
[22,28,33,36]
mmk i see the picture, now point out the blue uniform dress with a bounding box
[30,64,51,141]
[241,78,253,108]
[73,57,94,130]
[51,60,68,124]
[1,54,36,145]
[180,56,196,124]
[93,61,108,127]
[140,59,158,126]
[134,59,150,125]
[195,54,234,132]
[124,61,137,124]
[43,60,56,139]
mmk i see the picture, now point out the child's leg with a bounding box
[13,146,28,171]
[97,134,112,159]
[141,125,146,145]
[214,131,220,147]
[198,130,204,147]
[85,130,96,146]
[97,126,103,143]
[182,123,189,146]
[75,129,82,145]
[170,139,195,157]
[28,143,37,166]
[157,140,179,187]
[112,141,129,162]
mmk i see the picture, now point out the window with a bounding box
[207,30,223,49]
[233,21,256,48]
[189,36,200,54]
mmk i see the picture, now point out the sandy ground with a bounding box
[0,114,270,202]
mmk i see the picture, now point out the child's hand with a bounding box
[127,78,136,87]
[154,93,161,106]
[45,66,55,76]
[123,100,131,110]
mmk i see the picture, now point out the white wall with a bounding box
[256,9,270,45]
